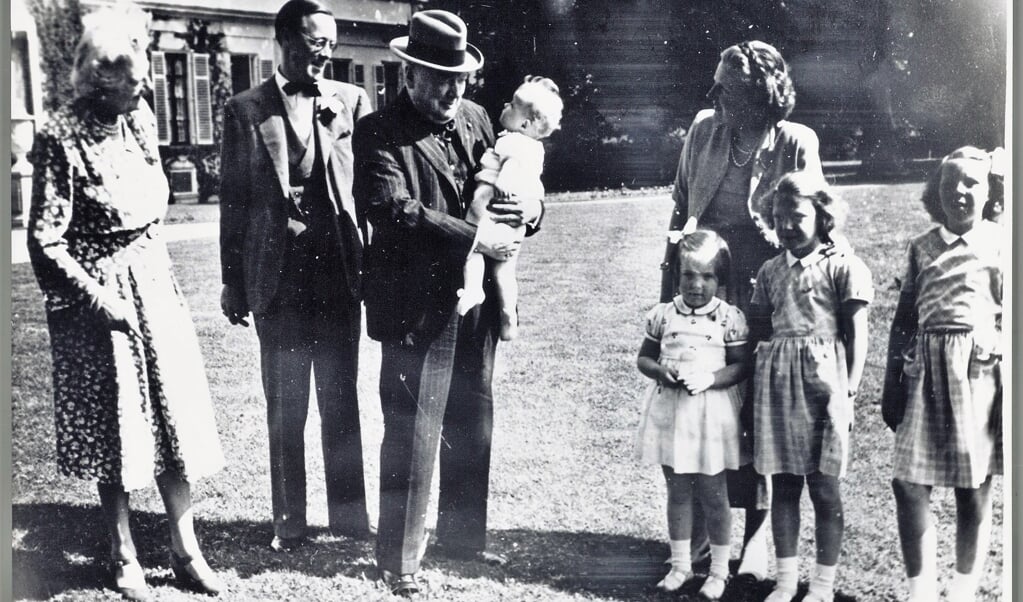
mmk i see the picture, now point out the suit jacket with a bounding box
[353,91,496,342]
[219,77,369,324]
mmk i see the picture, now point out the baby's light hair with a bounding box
[921,146,1003,225]
[71,3,151,99]
[515,76,563,138]
[763,171,846,245]
[676,229,732,284]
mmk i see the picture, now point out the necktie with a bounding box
[283,80,321,97]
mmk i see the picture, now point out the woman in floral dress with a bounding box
[27,7,225,599]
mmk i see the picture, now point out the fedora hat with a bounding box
[390,10,483,73]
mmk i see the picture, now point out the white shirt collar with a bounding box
[274,69,315,137]
[785,243,827,267]
[274,70,292,96]
[274,70,318,104]
[937,224,983,247]
[672,295,722,316]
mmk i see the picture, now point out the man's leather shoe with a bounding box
[379,569,420,598]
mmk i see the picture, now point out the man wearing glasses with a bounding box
[219,0,371,552]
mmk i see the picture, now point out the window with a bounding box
[374,62,400,109]
[230,55,252,94]
[168,53,190,143]
[325,58,351,83]
[353,64,365,89]
[150,51,214,145]
[229,55,274,94]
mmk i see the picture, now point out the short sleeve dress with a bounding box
[890,223,1002,489]
[634,296,749,475]
[751,244,874,478]
[27,99,225,491]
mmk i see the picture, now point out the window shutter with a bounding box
[191,53,214,145]
[260,59,274,81]
[150,51,171,144]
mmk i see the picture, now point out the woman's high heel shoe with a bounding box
[168,550,224,596]
[110,557,150,601]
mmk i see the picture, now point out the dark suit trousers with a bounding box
[254,234,368,540]
[375,308,497,574]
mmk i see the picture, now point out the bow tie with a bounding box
[430,120,457,139]
[282,80,321,97]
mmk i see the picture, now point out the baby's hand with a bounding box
[679,371,714,395]
[658,366,681,388]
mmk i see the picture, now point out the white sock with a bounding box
[907,522,937,600]
[737,523,769,580]
[773,556,798,593]
[907,574,937,601]
[972,500,993,575]
[807,563,836,599]
[709,543,730,578]
[669,539,691,570]
[948,570,979,602]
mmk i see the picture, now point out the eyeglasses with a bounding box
[298,31,337,53]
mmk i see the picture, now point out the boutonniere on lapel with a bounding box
[317,97,344,127]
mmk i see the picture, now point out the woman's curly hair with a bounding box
[71,5,150,100]
[722,40,797,123]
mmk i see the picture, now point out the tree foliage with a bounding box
[27,0,83,113]
[422,0,800,189]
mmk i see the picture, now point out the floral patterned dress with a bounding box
[27,99,224,491]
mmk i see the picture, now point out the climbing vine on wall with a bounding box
[27,0,84,113]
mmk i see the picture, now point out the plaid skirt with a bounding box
[753,335,851,478]
[893,331,1002,488]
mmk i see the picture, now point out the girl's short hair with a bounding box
[676,229,732,283]
[721,40,796,123]
[515,76,563,138]
[763,171,846,245]
[71,5,150,99]
[920,146,1004,224]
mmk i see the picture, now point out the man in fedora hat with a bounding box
[219,0,371,552]
[353,9,542,597]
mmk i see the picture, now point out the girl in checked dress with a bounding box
[882,147,1004,602]
[749,172,873,602]
[635,230,750,600]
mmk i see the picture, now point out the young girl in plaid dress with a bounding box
[749,172,873,602]
[882,147,1004,602]
[635,230,750,600]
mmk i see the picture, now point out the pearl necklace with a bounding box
[729,139,755,168]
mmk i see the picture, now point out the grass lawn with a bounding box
[10,182,1004,601]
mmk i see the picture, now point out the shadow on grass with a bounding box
[13,503,857,601]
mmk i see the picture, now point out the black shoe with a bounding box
[269,535,306,553]
[379,569,420,598]
[168,551,224,596]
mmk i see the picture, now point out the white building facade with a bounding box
[92,0,415,201]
